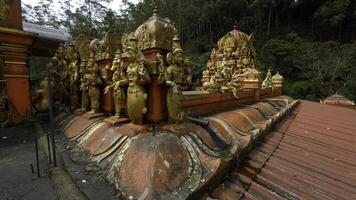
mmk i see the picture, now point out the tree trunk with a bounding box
[267,7,272,35]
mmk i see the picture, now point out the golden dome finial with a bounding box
[153,7,159,17]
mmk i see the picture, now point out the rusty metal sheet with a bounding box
[209,100,356,200]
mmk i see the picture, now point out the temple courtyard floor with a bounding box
[0,122,56,200]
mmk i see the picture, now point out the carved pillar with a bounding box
[0,0,34,121]
[143,48,168,123]
[0,29,34,120]
[134,9,176,123]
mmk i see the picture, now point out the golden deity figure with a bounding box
[227,70,242,98]
[74,34,92,112]
[85,54,102,114]
[80,60,90,112]
[65,45,80,108]
[125,35,151,124]
[105,49,128,118]
[33,77,50,113]
[262,69,273,89]
[50,45,67,103]
[201,48,218,84]
[203,58,229,93]
[57,45,69,103]
[164,36,191,122]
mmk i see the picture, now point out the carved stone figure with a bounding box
[262,69,273,89]
[105,49,128,118]
[125,35,151,124]
[164,36,190,122]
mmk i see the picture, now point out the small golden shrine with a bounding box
[201,23,261,95]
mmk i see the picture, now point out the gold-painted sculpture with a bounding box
[134,8,177,52]
[75,34,92,112]
[85,54,102,114]
[50,45,68,103]
[125,35,151,124]
[33,77,50,112]
[0,0,10,20]
[105,49,128,118]
[66,45,80,108]
[202,23,255,96]
[164,36,190,122]
[262,69,273,89]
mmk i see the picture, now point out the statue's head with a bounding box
[126,48,137,62]
[171,35,184,65]
[172,50,184,65]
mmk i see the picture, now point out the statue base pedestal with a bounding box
[82,112,106,120]
[115,123,148,137]
[103,116,130,126]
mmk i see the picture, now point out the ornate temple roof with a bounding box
[321,93,354,106]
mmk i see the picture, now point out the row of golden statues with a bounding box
[35,10,283,125]
[35,24,193,124]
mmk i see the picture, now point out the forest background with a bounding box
[22,0,356,101]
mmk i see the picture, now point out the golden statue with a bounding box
[75,34,91,111]
[79,60,90,112]
[164,36,190,122]
[33,77,50,113]
[66,45,80,109]
[56,45,69,103]
[85,54,102,113]
[203,58,229,93]
[105,49,128,118]
[125,35,151,124]
[262,69,273,89]
[227,70,242,98]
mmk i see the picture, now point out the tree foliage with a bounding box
[22,0,356,101]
